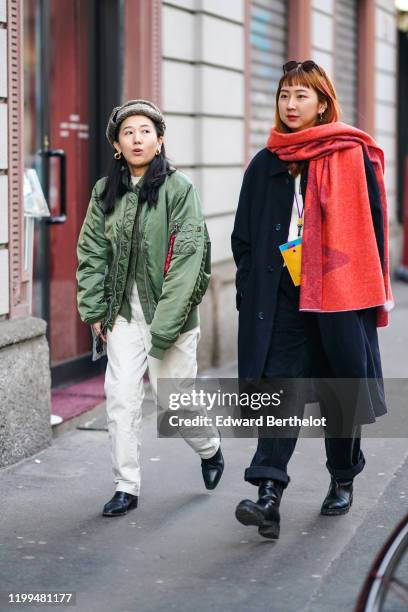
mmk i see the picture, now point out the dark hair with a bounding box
[99,117,175,214]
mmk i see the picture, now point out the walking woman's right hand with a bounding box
[91,321,107,343]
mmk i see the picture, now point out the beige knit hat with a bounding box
[106,99,166,147]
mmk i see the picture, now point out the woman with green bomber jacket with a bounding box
[76,99,224,517]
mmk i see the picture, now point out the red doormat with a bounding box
[51,374,106,422]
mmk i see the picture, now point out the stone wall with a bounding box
[0,318,51,467]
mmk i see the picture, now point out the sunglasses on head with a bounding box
[282,60,322,74]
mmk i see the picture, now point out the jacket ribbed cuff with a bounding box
[148,345,166,360]
[149,331,176,360]
[84,313,107,325]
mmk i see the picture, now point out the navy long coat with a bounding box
[231,147,385,385]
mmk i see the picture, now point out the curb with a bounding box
[52,400,108,439]
[51,363,239,438]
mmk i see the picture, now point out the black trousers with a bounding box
[245,266,371,489]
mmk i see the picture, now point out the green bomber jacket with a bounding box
[76,170,210,359]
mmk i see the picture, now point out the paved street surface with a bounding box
[1,281,407,612]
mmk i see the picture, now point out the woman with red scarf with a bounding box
[232,61,393,540]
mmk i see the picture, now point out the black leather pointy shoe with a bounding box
[235,479,283,540]
[201,446,224,490]
[102,491,138,517]
[320,477,353,516]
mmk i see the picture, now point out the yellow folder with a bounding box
[279,238,302,286]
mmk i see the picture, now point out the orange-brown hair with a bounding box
[274,62,341,175]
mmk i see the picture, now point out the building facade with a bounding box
[161,0,401,368]
[0,0,405,466]
[0,0,51,467]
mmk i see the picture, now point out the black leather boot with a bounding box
[320,477,353,515]
[201,446,224,490]
[102,491,138,517]
[235,480,283,539]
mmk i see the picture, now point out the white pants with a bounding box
[104,283,220,496]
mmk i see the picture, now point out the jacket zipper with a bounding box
[139,207,154,320]
[106,195,128,327]
[163,222,178,278]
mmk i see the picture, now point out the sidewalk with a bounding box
[0,281,407,612]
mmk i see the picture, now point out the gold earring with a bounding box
[155,149,161,156]
[114,151,121,160]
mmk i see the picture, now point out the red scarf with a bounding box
[266,121,393,327]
